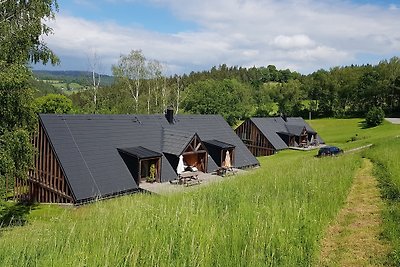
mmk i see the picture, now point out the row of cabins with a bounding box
[17,111,258,204]
[235,117,324,156]
[15,111,323,205]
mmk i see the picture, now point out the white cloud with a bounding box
[271,35,316,49]
[41,0,400,74]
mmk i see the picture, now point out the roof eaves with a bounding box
[203,139,235,149]
[117,146,162,159]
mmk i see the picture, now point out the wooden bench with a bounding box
[178,171,200,186]
[216,167,237,177]
[184,179,201,187]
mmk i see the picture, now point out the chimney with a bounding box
[165,107,174,124]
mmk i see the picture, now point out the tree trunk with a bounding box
[162,77,167,113]
[135,78,140,113]
[147,82,151,114]
[176,77,180,114]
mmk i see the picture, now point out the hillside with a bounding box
[33,70,115,88]
[0,119,399,266]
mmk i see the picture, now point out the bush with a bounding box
[365,107,384,127]
[35,94,72,114]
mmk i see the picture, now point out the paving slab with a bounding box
[139,168,246,195]
[385,118,400,124]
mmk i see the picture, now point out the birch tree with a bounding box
[147,59,164,113]
[112,50,146,113]
[176,75,181,114]
[161,76,168,113]
[87,50,101,113]
[146,60,156,114]
[1,0,58,199]
[0,0,59,64]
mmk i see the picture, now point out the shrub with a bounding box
[34,94,72,114]
[146,164,156,183]
[365,107,384,127]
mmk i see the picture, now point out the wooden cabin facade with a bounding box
[15,123,74,203]
[203,140,236,167]
[118,146,163,184]
[277,126,308,147]
[235,117,324,157]
[235,120,275,156]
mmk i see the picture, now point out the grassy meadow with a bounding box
[47,80,85,93]
[308,118,400,149]
[0,118,399,266]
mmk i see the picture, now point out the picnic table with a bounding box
[178,171,201,186]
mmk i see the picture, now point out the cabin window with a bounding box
[118,146,162,184]
[140,158,160,183]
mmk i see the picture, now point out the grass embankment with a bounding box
[0,152,359,266]
[365,138,400,265]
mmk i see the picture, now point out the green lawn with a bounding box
[308,118,400,150]
[52,82,84,91]
[0,119,399,266]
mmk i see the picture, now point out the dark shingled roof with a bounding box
[250,117,289,150]
[249,117,324,151]
[285,124,306,136]
[203,139,235,149]
[39,113,259,202]
[286,118,324,144]
[162,128,195,156]
[118,146,162,159]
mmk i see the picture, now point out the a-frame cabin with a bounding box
[15,111,259,204]
[235,117,324,157]
[15,122,74,203]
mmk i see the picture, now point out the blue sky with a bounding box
[35,0,400,75]
[59,1,198,33]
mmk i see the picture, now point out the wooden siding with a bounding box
[182,135,208,172]
[299,128,308,145]
[15,122,74,204]
[235,120,275,157]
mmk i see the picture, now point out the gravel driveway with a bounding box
[385,118,400,124]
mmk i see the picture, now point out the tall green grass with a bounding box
[0,152,360,266]
[365,138,400,265]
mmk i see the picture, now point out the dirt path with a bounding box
[345,144,372,154]
[317,158,390,266]
[385,118,400,124]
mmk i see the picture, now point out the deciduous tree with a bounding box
[182,79,252,125]
[0,0,59,199]
[112,50,147,113]
[35,94,72,114]
[0,0,59,65]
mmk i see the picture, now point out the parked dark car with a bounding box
[317,146,343,157]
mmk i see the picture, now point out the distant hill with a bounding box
[33,70,115,87]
